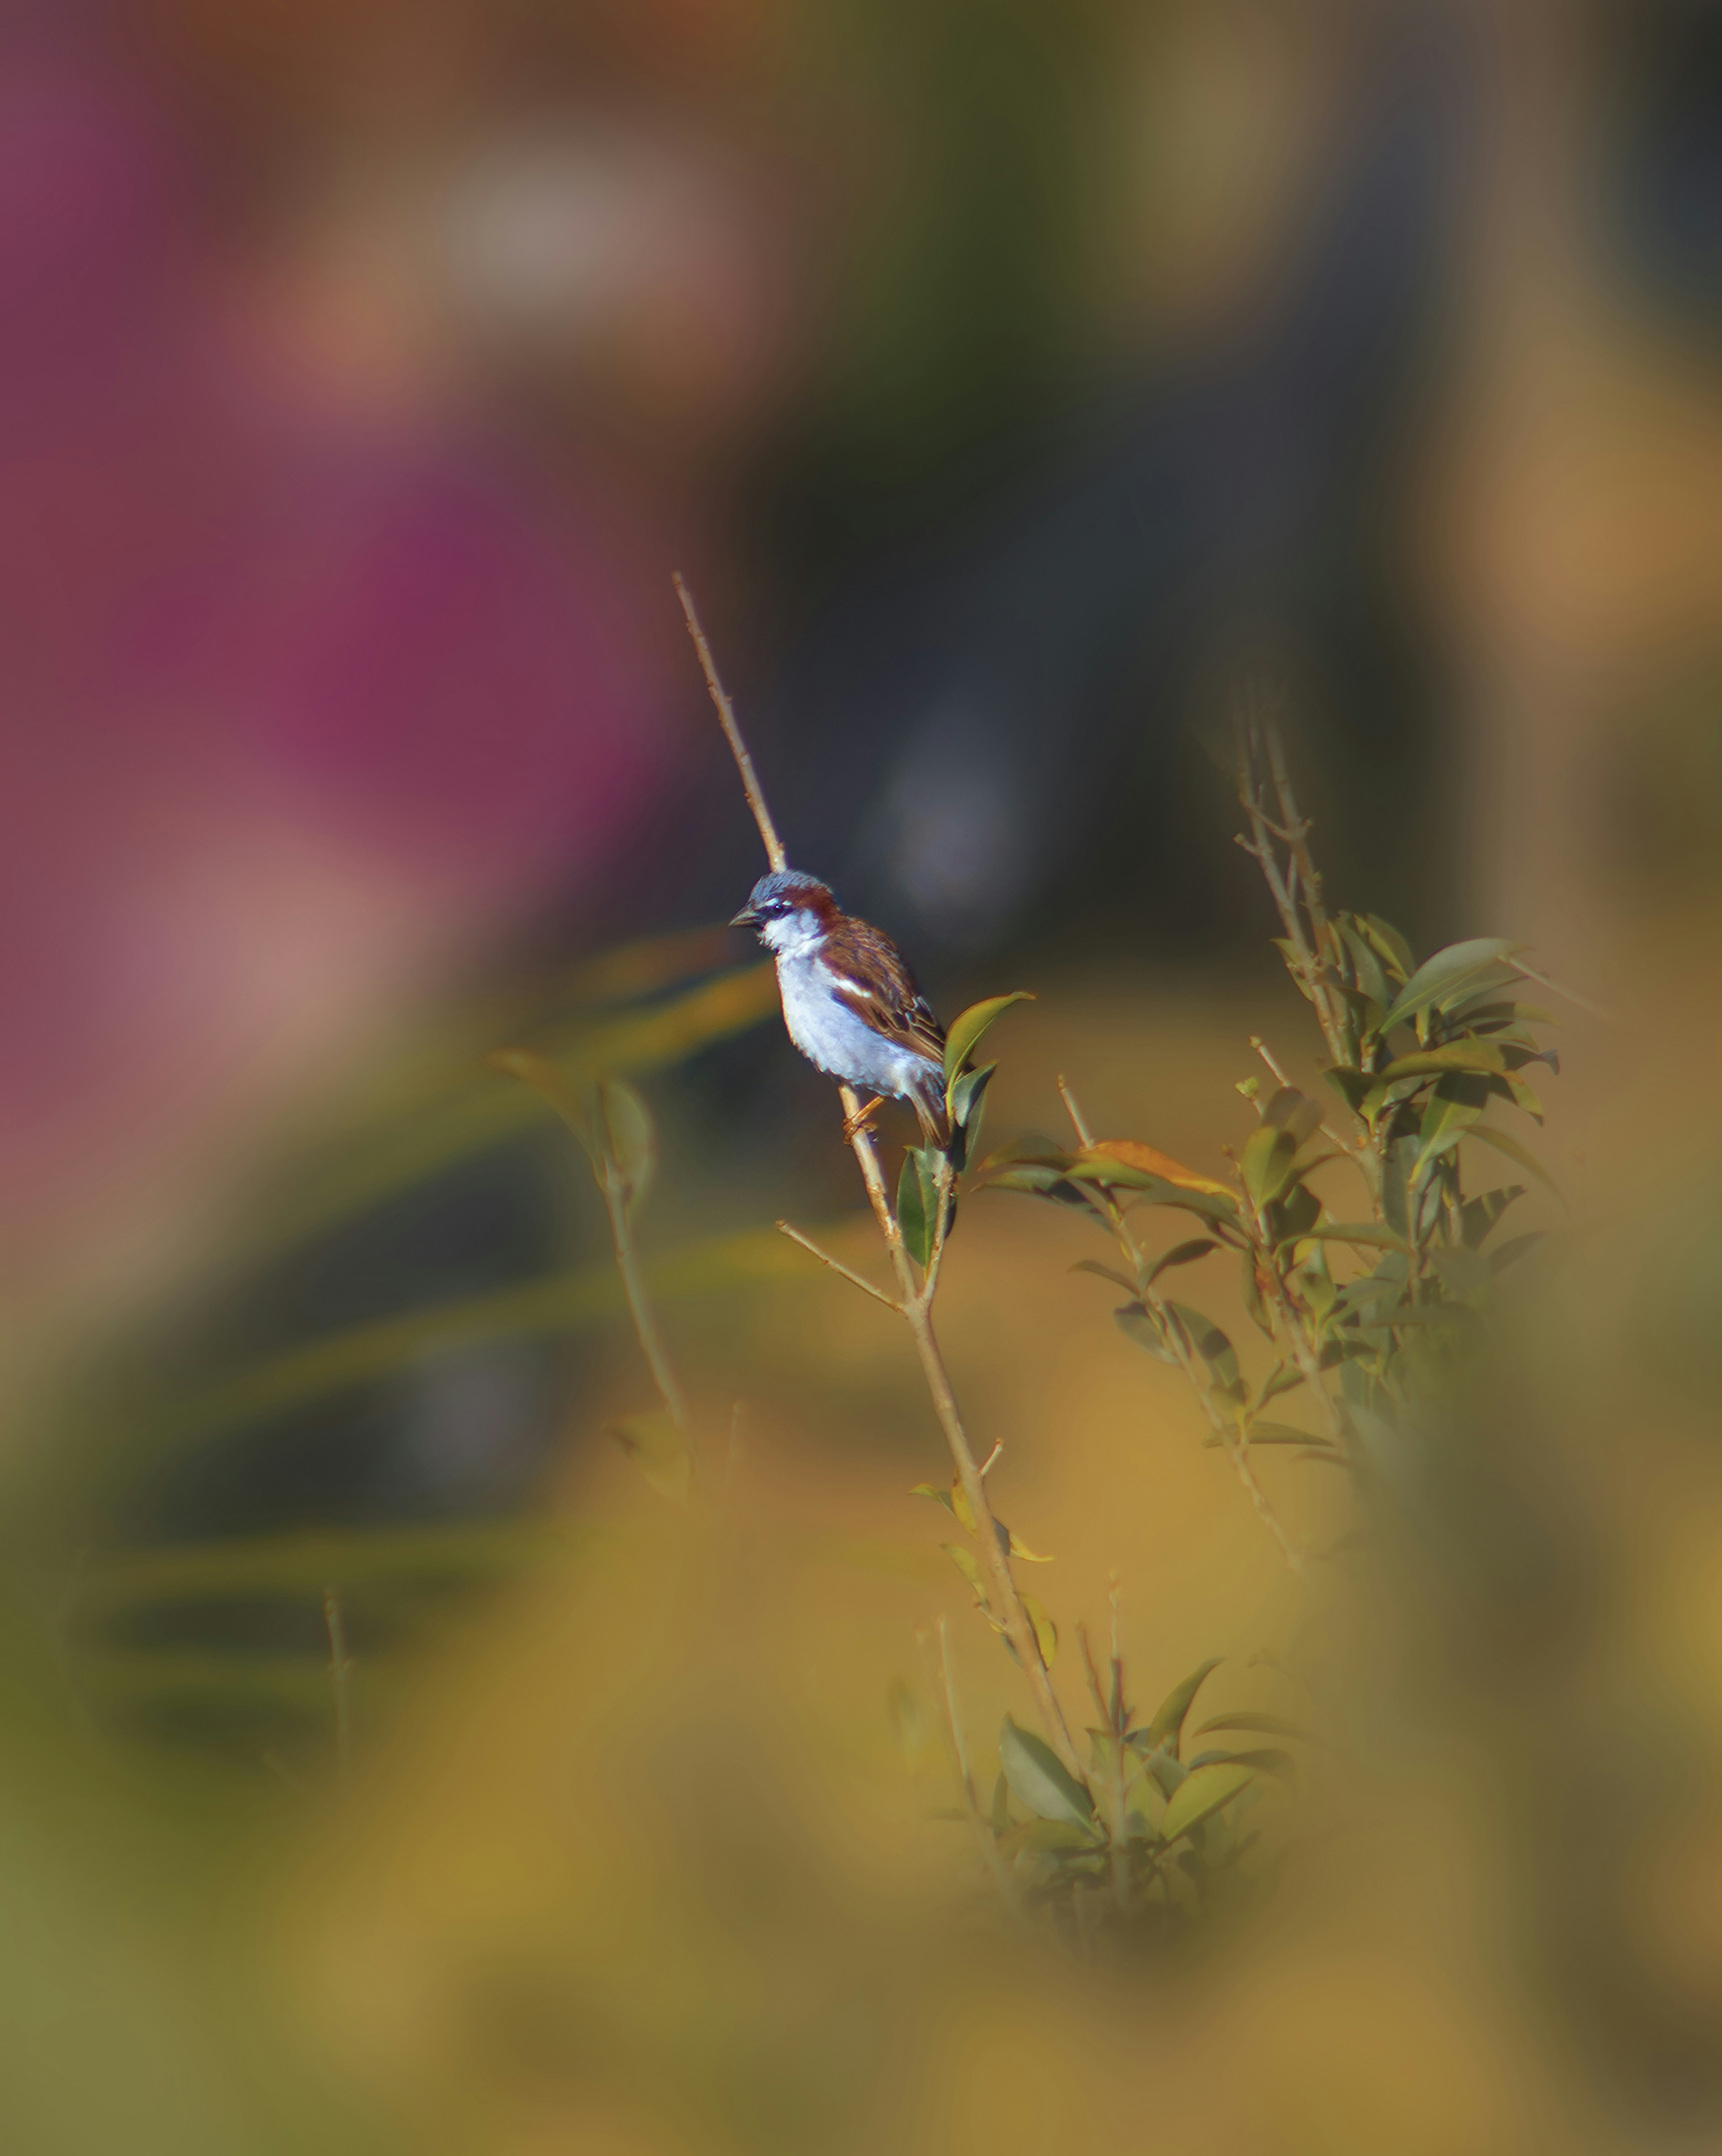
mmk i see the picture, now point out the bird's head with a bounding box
[730,869,836,955]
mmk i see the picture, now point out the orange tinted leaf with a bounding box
[1086,1139,1230,1196]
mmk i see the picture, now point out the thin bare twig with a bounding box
[1248,1035,1367,1185]
[674,573,787,874]
[842,1086,1082,1769]
[1056,1073,1093,1147]
[1234,704,1350,1073]
[1515,961,1618,1025]
[775,1219,902,1312]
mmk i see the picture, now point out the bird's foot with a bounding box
[840,1095,885,1144]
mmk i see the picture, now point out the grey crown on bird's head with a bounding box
[729,869,833,927]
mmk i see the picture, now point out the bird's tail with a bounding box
[909,1064,953,1154]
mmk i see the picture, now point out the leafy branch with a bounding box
[674,575,1081,1778]
[982,707,1564,1565]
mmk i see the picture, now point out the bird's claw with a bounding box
[840,1095,885,1144]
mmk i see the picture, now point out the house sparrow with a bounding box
[731,869,949,1146]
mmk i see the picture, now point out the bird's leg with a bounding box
[840,1094,885,1144]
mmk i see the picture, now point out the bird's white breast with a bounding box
[774,951,937,1100]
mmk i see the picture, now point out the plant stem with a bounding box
[774,1220,902,1312]
[1079,1619,1132,1912]
[842,1087,1082,1776]
[678,576,1083,1781]
[1235,709,1380,1203]
[674,575,788,875]
[601,1163,693,1439]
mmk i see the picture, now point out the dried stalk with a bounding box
[1233,702,1348,1073]
[1234,708,1380,1206]
[675,575,787,874]
[490,1051,695,1452]
[679,575,1082,1779]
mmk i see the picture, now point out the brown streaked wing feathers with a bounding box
[821,916,946,1067]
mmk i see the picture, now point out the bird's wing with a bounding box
[820,917,947,1067]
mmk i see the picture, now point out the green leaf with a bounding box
[1257,1361,1306,1404]
[1114,1302,1176,1362]
[1377,939,1519,1035]
[1273,1180,1322,1248]
[1166,1304,1241,1397]
[948,1060,996,1140]
[998,1716,1095,1833]
[941,1543,988,1602]
[1019,1818,1097,1853]
[1411,1084,1486,1183]
[990,1772,1011,1830]
[1333,919,1391,1008]
[1021,1595,1058,1668]
[896,1148,940,1269]
[1194,1711,1311,1742]
[1379,1042,1507,1083]
[488,1047,597,1155]
[909,1482,956,1516]
[1380,1137,1414,1240]
[984,1163,1074,1195]
[1189,1746,1295,1780]
[1323,1066,1373,1115]
[1240,1124,1298,1210]
[943,993,1034,1084]
[947,1475,980,1538]
[1147,1657,1223,1752]
[1245,1421,1330,1446]
[1466,1122,1565,1204]
[1460,1185,1526,1249]
[608,1410,691,1504]
[1360,914,1415,976]
[1262,1087,1322,1147]
[1300,1221,1412,1252]
[1499,1071,1544,1124]
[1070,1259,1137,1292]
[1159,1760,1258,1844]
[1117,1180,1242,1227]
[1445,994,1553,1030]
[1140,1746,1188,1801]
[1144,1238,1220,1285]
[598,1075,657,1213]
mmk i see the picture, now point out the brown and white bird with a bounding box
[730,869,950,1145]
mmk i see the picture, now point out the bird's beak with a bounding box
[729,904,760,928]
